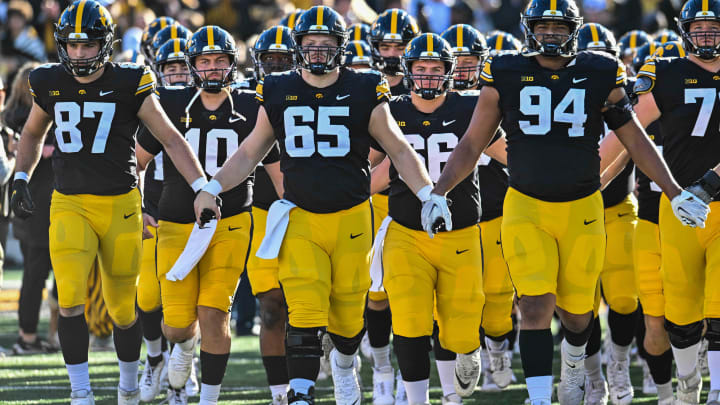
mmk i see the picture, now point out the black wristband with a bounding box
[700,169,720,199]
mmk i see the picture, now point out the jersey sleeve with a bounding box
[255,78,265,104]
[136,121,163,155]
[374,74,391,105]
[28,67,50,113]
[135,65,156,102]
[634,58,657,95]
[261,141,281,165]
[480,56,495,86]
[614,57,627,88]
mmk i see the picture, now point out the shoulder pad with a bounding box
[633,76,654,95]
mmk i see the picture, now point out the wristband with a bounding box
[202,179,223,197]
[416,184,433,202]
[14,171,28,182]
[191,177,208,193]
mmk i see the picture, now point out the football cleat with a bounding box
[675,368,702,405]
[168,343,194,389]
[139,355,166,402]
[272,392,289,405]
[395,369,408,405]
[441,393,462,404]
[70,389,95,405]
[372,366,395,405]
[607,356,633,404]
[118,387,140,405]
[288,387,315,405]
[480,349,499,392]
[558,343,586,405]
[707,390,720,405]
[167,387,188,405]
[454,349,481,397]
[583,378,609,405]
[487,347,513,389]
[330,349,362,405]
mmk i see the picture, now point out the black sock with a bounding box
[585,317,602,357]
[161,336,168,353]
[113,321,142,362]
[262,355,289,386]
[58,314,89,365]
[394,335,431,381]
[608,307,638,347]
[148,353,164,367]
[645,349,673,385]
[139,309,163,341]
[200,351,230,386]
[366,307,392,348]
[432,323,456,361]
[635,316,648,361]
[507,313,519,352]
[520,329,553,378]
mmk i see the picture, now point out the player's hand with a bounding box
[421,193,452,238]
[194,191,222,227]
[671,189,710,228]
[142,213,158,240]
[11,179,34,219]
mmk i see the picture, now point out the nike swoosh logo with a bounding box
[336,94,350,100]
[572,78,587,84]
[583,219,597,225]
[350,233,363,239]
[443,120,456,126]
[99,90,114,96]
[495,240,502,245]
[123,212,135,219]
[228,226,242,231]
[617,393,630,399]
[617,212,631,217]
[455,369,471,390]
[456,249,469,254]
[565,361,577,369]
[229,115,246,123]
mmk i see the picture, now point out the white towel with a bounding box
[369,216,393,293]
[256,199,297,259]
[165,219,218,281]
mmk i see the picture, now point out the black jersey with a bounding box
[636,123,663,223]
[137,86,279,223]
[636,57,720,198]
[257,68,391,213]
[481,51,626,202]
[142,152,163,219]
[253,164,279,211]
[390,80,410,96]
[29,62,156,195]
[387,93,481,231]
[478,153,508,222]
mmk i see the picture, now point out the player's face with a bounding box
[161,61,190,86]
[533,21,571,44]
[66,41,101,61]
[410,59,446,90]
[300,34,339,64]
[455,55,480,82]
[378,42,405,58]
[259,52,294,73]
[688,20,720,48]
[195,53,231,81]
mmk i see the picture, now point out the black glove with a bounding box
[11,179,34,219]
[686,169,720,205]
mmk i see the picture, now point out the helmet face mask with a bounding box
[453,56,481,89]
[521,0,583,57]
[370,9,420,75]
[186,26,238,92]
[291,6,347,75]
[402,34,456,100]
[295,35,344,75]
[55,0,115,77]
[441,24,488,90]
[155,38,190,86]
[678,0,720,59]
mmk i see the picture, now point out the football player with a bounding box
[654,28,681,44]
[150,24,192,62]
[10,1,208,404]
[485,31,523,57]
[442,23,517,393]
[135,36,197,403]
[618,30,652,68]
[628,0,720,402]
[279,9,305,30]
[247,25,294,405]
[347,23,372,44]
[344,40,374,70]
[193,6,439,405]
[140,16,176,66]
[423,0,708,404]
[135,26,281,405]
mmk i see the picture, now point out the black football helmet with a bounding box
[152,24,192,53]
[344,40,374,68]
[141,17,175,62]
[186,25,238,90]
[618,30,652,60]
[576,23,618,56]
[347,23,372,43]
[280,9,305,30]
[653,40,687,58]
[251,25,296,81]
[54,0,116,77]
[292,6,347,75]
[441,24,488,89]
[486,31,522,56]
[155,38,190,86]
[678,0,720,59]
[654,28,680,44]
[370,9,420,74]
[402,33,456,100]
[521,0,583,57]
[632,41,661,72]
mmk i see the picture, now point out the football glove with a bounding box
[421,193,452,238]
[671,189,710,228]
[11,179,34,219]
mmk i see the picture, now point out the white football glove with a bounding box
[671,190,710,228]
[421,193,452,238]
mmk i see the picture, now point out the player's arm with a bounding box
[600,150,631,190]
[484,133,507,166]
[370,156,391,195]
[368,102,432,194]
[136,141,156,171]
[194,105,276,223]
[433,85,502,196]
[137,95,206,189]
[264,161,284,198]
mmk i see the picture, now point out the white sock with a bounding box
[709,350,720,391]
[334,350,356,369]
[145,337,162,358]
[526,375,553,402]
[672,342,700,378]
[289,378,314,395]
[372,344,392,370]
[66,362,91,393]
[435,360,456,397]
[562,339,586,363]
[177,335,197,353]
[118,360,139,392]
[270,384,288,398]
[485,337,508,353]
[199,383,221,404]
[403,379,429,403]
[656,381,673,401]
[584,352,604,381]
[611,342,630,361]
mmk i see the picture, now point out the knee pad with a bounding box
[329,328,365,355]
[286,325,324,359]
[665,320,703,349]
[705,318,720,349]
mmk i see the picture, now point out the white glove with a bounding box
[421,193,452,238]
[671,190,710,228]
